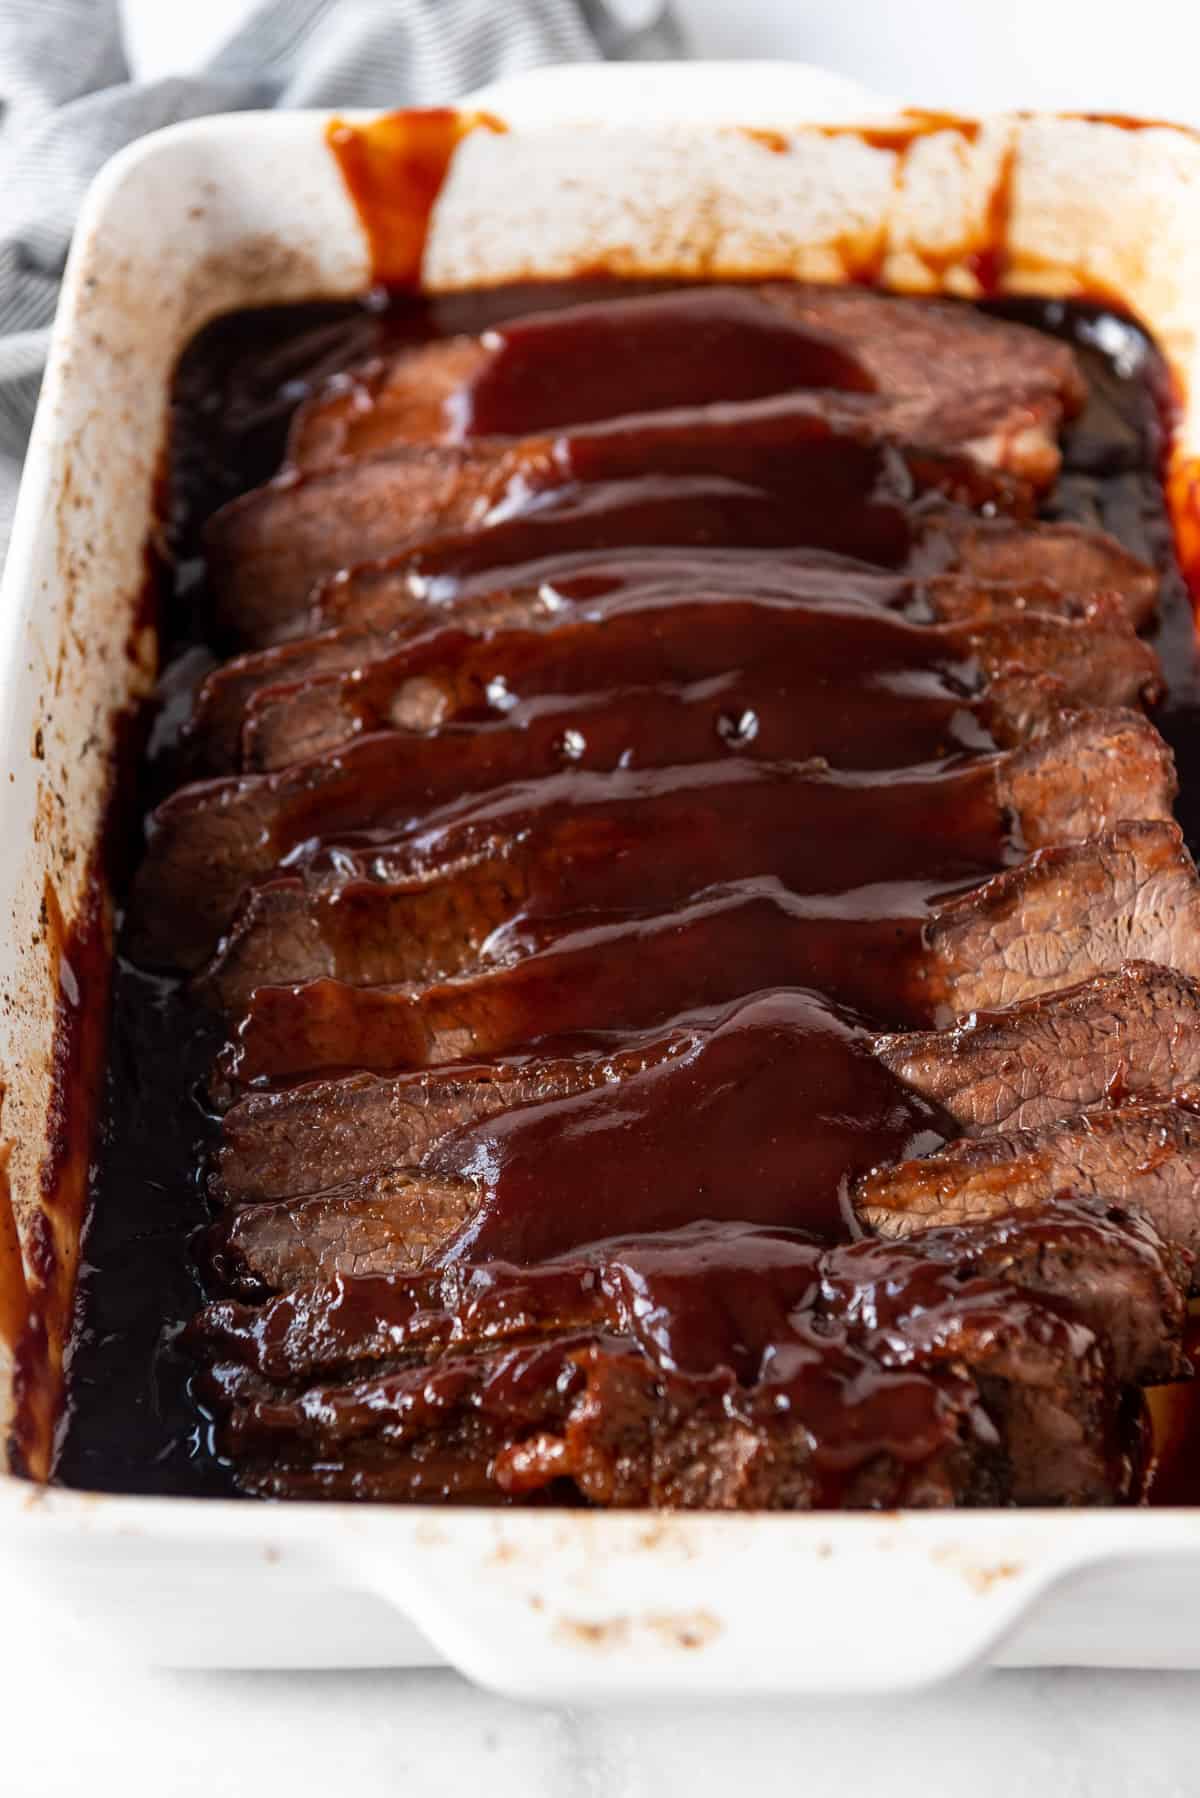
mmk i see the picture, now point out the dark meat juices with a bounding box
[55,282,1198,1500]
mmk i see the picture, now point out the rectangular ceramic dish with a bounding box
[3,61,1200,1692]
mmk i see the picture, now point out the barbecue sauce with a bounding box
[220,886,942,1086]
[191,1211,1136,1508]
[295,754,1016,910]
[326,110,505,291]
[55,284,1200,1502]
[446,289,875,437]
[132,732,1013,976]
[427,990,951,1260]
[243,595,992,776]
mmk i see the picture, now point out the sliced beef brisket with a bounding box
[124,280,1200,1512]
[208,397,1032,646]
[189,1206,1168,1506]
[309,517,1157,642]
[237,589,1161,774]
[219,721,1181,1085]
[910,513,1159,627]
[198,816,1200,1022]
[195,1203,1187,1391]
[287,284,1084,483]
[214,1031,702,1205]
[131,710,1171,972]
[857,1102,1200,1268]
[876,962,1200,1136]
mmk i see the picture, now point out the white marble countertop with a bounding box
[5,1576,1200,1798]
[7,5,1200,1791]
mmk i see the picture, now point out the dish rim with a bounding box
[5,61,1200,1686]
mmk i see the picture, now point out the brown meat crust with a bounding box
[857,1102,1200,1275]
[921,821,1200,1020]
[877,962,1200,1137]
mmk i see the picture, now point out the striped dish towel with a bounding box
[0,0,678,553]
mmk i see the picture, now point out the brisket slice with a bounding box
[210,1180,474,1291]
[302,483,934,648]
[911,513,1159,628]
[136,751,997,973]
[310,515,1158,641]
[238,589,1161,774]
[210,960,1200,1292]
[287,284,1084,483]
[214,986,956,1266]
[918,700,1169,852]
[222,1348,1134,1504]
[232,601,987,778]
[924,576,1124,628]
[131,709,1171,972]
[187,570,900,777]
[199,811,1200,1025]
[188,550,917,772]
[207,394,1028,646]
[310,542,907,635]
[189,1212,1143,1507]
[195,1203,1187,1391]
[218,721,1183,1083]
[219,894,1200,1102]
[233,661,993,796]
[215,881,939,1087]
[856,1102,1200,1274]
[197,1333,1035,1507]
[188,561,1152,778]
[208,1173,476,1292]
[919,819,1200,1019]
[877,962,1200,1137]
[215,1029,701,1204]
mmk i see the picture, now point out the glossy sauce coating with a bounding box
[326,110,506,290]
[192,1207,1139,1508]
[242,594,991,774]
[426,990,952,1259]
[447,288,874,436]
[195,1200,1156,1384]
[56,286,1200,1500]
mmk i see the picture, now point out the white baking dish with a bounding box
[3,60,1200,1692]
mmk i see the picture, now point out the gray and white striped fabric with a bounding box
[0,0,678,551]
